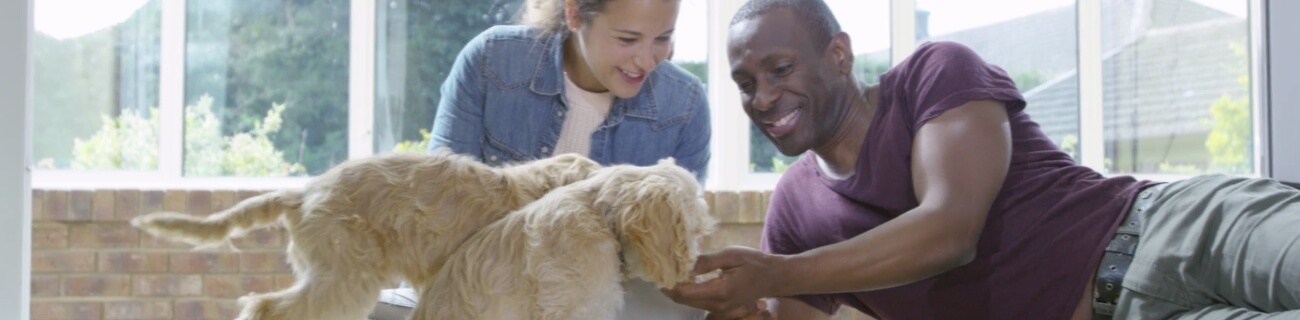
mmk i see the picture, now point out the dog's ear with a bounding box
[613,174,694,288]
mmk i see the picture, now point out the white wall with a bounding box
[0,0,33,318]
[1270,0,1300,184]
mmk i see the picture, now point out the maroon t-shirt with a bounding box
[761,41,1155,319]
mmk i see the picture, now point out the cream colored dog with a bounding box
[130,149,600,320]
[414,159,717,320]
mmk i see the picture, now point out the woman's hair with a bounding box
[519,0,613,34]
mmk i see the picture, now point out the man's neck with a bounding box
[813,82,878,177]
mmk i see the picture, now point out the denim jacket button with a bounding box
[541,146,550,153]
[489,155,498,162]
[556,110,563,117]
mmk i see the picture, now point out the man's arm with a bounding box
[668,100,1011,314]
[774,99,1011,295]
[770,298,831,320]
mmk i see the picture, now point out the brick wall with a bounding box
[29,189,870,320]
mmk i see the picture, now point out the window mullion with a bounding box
[158,0,186,178]
[890,0,915,65]
[1077,0,1106,172]
[706,0,748,191]
[349,0,377,159]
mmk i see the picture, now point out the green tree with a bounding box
[1199,42,1251,174]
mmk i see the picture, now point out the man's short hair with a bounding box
[730,0,842,52]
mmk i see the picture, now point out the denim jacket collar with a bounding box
[527,29,659,120]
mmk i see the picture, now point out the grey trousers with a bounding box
[1116,175,1300,319]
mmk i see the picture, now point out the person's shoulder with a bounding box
[648,62,706,103]
[475,25,549,42]
[770,155,820,199]
[909,41,986,66]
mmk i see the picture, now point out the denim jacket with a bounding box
[429,25,711,182]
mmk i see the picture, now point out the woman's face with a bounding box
[569,0,679,99]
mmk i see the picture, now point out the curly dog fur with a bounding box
[130,149,600,320]
[415,159,717,320]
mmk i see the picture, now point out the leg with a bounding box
[1118,176,1300,318]
[239,215,393,320]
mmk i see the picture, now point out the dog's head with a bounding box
[594,158,716,289]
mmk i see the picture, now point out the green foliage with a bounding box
[393,129,433,154]
[69,95,304,176]
[1011,69,1046,93]
[72,109,160,171]
[1057,134,1080,162]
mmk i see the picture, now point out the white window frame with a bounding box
[29,0,1287,190]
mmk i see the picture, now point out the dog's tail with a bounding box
[131,190,304,248]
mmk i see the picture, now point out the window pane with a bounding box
[185,0,350,177]
[33,0,161,171]
[748,0,890,173]
[671,0,708,82]
[375,0,521,155]
[1101,0,1252,175]
[918,0,1081,160]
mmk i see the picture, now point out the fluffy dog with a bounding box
[130,149,600,320]
[413,159,717,320]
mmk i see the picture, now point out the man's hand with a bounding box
[664,246,786,316]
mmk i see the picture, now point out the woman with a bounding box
[371,0,710,319]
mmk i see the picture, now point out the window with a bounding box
[374,0,520,156]
[917,0,1080,160]
[30,0,1271,189]
[32,0,161,171]
[186,0,351,177]
[1100,0,1253,175]
[746,0,892,173]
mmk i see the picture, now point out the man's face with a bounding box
[728,9,842,156]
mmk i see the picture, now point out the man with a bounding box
[666,0,1300,319]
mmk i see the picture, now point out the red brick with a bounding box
[139,235,189,249]
[174,299,239,320]
[69,223,139,248]
[63,274,131,296]
[133,275,202,296]
[105,300,172,320]
[43,190,69,221]
[211,190,238,213]
[98,252,169,273]
[203,275,276,298]
[68,190,94,221]
[140,190,165,215]
[233,228,284,248]
[162,189,188,212]
[92,190,116,220]
[240,252,291,273]
[114,189,141,220]
[32,251,96,273]
[32,223,68,249]
[31,275,60,297]
[188,190,211,215]
[32,301,101,320]
[170,252,240,273]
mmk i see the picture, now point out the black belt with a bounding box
[1093,183,1167,320]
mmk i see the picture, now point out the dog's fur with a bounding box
[130,149,600,320]
[414,159,717,320]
